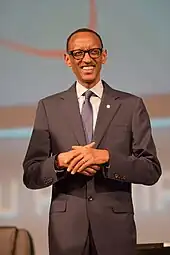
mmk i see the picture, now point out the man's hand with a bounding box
[57,142,95,168]
[81,164,100,176]
[68,142,98,176]
[56,150,81,168]
[67,143,109,175]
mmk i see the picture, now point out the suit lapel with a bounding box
[93,81,121,148]
[59,81,121,147]
[60,84,86,145]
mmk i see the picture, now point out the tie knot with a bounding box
[84,90,93,100]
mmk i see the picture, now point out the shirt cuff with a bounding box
[54,154,65,173]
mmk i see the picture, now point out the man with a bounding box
[23,28,162,255]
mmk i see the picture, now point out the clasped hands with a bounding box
[57,142,109,176]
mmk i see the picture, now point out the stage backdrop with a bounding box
[0,1,170,254]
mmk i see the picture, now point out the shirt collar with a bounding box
[76,80,103,99]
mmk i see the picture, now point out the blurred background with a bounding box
[0,0,170,254]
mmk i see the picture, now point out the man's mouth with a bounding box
[80,66,95,74]
[81,66,94,70]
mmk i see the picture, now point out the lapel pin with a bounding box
[106,104,111,109]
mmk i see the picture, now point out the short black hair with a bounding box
[66,27,104,52]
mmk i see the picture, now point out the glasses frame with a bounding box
[67,47,103,60]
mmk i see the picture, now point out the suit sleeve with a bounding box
[104,97,162,185]
[23,100,67,190]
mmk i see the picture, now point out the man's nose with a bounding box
[83,52,91,62]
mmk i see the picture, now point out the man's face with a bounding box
[64,32,107,88]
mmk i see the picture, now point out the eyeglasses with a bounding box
[68,48,103,60]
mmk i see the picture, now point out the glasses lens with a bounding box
[72,50,84,60]
[89,48,102,58]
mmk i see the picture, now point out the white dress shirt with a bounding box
[76,81,103,131]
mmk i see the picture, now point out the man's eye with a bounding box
[91,49,100,55]
[73,51,83,56]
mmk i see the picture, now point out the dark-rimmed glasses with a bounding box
[67,48,103,60]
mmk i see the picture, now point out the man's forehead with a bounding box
[68,32,101,48]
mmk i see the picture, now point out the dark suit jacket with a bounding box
[23,81,161,255]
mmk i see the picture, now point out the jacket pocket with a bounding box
[50,200,67,214]
[111,203,134,214]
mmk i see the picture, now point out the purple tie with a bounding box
[81,90,93,143]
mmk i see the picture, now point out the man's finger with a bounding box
[67,154,84,172]
[72,145,83,150]
[76,159,93,173]
[75,159,93,173]
[72,142,95,150]
[81,170,93,176]
[84,142,95,148]
[80,168,97,176]
[70,157,92,174]
[90,165,100,171]
[70,157,90,174]
[85,168,97,174]
[64,150,81,164]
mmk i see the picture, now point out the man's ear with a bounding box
[101,49,107,64]
[64,53,72,67]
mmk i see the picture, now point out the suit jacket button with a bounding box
[88,196,93,201]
